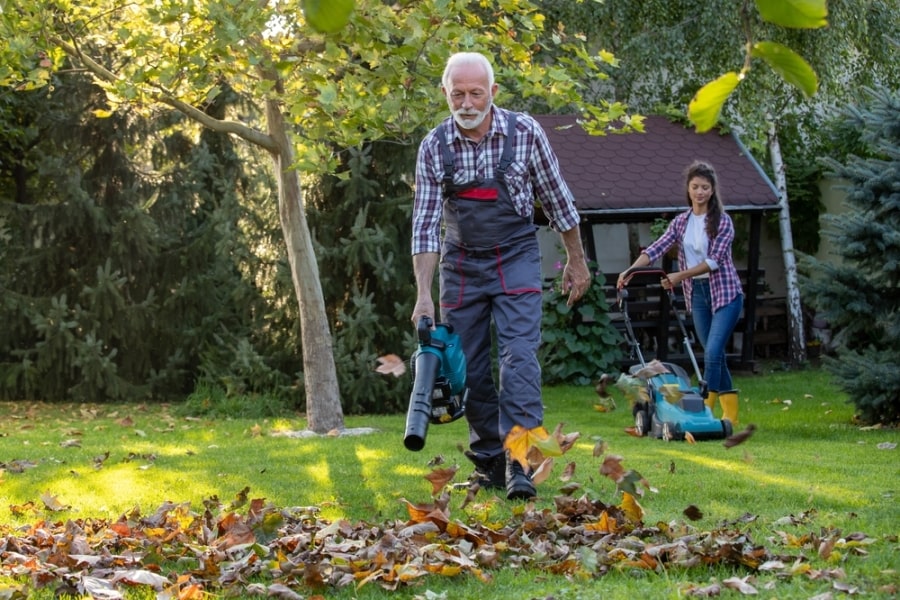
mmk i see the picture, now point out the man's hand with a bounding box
[562,258,591,306]
[411,298,435,326]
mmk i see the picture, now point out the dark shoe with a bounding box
[506,458,536,500]
[467,453,505,490]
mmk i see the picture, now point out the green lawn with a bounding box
[0,364,897,599]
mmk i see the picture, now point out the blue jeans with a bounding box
[691,279,743,392]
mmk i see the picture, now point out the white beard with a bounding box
[452,100,492,130]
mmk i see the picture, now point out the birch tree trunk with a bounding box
[265,97,344,433]
[767,120,807,365]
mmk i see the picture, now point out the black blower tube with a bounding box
[403,351,441,451]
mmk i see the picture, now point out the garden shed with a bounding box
[534,114,785,371]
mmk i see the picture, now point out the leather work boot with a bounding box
[505,457,536,501]
[468,453,506,490]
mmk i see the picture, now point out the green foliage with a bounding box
[0,73,292,403]
[540,261,623,386]
[799,85,900,424]
[177,382,293,419]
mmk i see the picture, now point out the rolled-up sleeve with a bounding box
[526,117,581,233]
[411,133,444,255]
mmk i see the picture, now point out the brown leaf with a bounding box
[599,454,626,482]
[683,505,704,521]
[593,439,608,457]
[424,466,458,496]
[530,458,554,485]
[375,354,407,377]
[559,461,576,482]
[724,424,757,449]
[40,491,70,512]
[684,431,697,444]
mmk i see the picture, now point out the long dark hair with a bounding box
[684,160,725,239]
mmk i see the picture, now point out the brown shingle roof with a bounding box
[535,114,780,223]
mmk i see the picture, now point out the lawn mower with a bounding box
[617,267,733,441]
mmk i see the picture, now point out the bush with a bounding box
[799,85,900,425]
[540,260,623,385]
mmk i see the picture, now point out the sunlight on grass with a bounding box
[659,449,869,507]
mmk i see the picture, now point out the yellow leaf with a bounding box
[619,492,644,524]
[504,425,560,470]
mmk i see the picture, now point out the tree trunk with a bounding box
[767,120,807,365]
[265,98,345,433]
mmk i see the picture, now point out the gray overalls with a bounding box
[437,114,543,463]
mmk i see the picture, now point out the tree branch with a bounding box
[51,36,279,153]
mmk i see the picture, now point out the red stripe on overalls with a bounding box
[457,188,499,201]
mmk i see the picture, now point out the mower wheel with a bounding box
[634,410,650,437]
[721,419,734,438]
[662,421,676,441]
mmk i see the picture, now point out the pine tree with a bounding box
[799,85,900,425]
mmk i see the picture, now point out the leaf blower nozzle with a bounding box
[403,316,468,452]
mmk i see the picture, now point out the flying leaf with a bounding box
[634,360,670,380]
[560,461,576,482]
[599,454,626,482]
[724,424,757,449]
[614,373,651,405]
[684,431,697,445]
[504,425,560,471]
[659,384,683,405]
[756,0,828,29]
[683,505,704,521]
[688,71,741,133]
[424,466,458,496]
[531,458,554,485]
[592,438,608,457]
[751,41,818,96]
[375,354,407,377]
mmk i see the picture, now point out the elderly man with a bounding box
[411,52,589,500]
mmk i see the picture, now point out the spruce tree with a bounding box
[799,85,900,425]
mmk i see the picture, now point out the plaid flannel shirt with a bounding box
[644,209,744,313]
[411,107,580,255]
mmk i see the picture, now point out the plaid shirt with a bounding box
[412,106,580,255]
[644,209,744,312]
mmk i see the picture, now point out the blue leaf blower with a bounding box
[403,316,468,451]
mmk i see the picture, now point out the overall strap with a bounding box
[495,112,518,181]
[436,123,456,193]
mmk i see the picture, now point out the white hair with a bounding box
[442,52,494,88]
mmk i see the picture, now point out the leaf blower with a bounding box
[403,316,468,451]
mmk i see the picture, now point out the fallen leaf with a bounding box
[40,491,70,512]
[375,354,407,377]
[684,431,697,444]
[722,575,758,594]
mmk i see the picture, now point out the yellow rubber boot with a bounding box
[704,391,718,410]
[719,391,739,426]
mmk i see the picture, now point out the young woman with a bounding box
[617,161,744,424]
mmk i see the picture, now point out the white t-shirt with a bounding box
[684,212,717,275]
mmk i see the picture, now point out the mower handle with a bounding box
[619,267,672,288]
